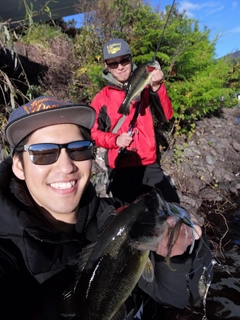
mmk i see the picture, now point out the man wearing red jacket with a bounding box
[91,38,178,203]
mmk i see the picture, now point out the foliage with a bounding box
[75,0,238,136]
[19,23,63,47]
[1,0,239,137]
[68,63,104,104]
[0,0,58,110]
[19,0,54,26]
[74,25,102,64]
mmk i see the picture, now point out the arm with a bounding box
[91,93,133,150]
[91,94,120,149]
[149,69,174,123]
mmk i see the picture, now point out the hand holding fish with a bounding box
[116,132,133,148]
[150,68,164,92]
[118,60,162,115]
[156,215,202,257]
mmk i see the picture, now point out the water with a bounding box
[205,207,240,319]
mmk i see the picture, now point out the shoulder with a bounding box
[0,157,13,192]
[97,197,124,221]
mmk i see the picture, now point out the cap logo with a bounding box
[107,42,122,55]
[23,97,68,114]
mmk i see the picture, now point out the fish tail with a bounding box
[118,100,130,115]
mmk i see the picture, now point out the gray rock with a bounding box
[206,154,215,165]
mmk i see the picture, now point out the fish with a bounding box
[61,188,200,320]
[118,60,161,115]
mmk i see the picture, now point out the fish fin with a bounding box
[142,257,154,282]
[118,83,132,115]
[132,93,141,102]
[60,285,79,318]
[118,91,141,115]
[111,304,127,320]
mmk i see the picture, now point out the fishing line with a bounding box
[153,0,176,60]
[182,220,240,319]
[190,225,240,285]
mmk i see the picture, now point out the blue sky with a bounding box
[152,0,240,58]
[64,0,240,58]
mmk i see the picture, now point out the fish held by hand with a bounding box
[118,60,161,115]
[61,188,201,320]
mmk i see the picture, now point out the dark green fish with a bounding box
[61,189,197,320]
[118,60,161,115]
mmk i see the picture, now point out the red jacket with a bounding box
[91,82,173,169]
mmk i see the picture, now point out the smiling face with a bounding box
[12,123,92,224]
[105,55,132,83]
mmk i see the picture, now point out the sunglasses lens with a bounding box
[120,57,130,66]
[28,144,59,165]
[107,61,118,68]
[68,141,94,161]
[26,141,94,165]
[107,56,130,69]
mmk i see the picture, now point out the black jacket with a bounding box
[0,158,212,319]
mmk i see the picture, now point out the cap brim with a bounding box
[6,104,96,148]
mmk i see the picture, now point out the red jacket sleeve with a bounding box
[150,83,174,122]
[91,89,120,149]
[158,83,173,120]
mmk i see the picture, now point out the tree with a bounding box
[76,0,237,124]
[1,0,238,134]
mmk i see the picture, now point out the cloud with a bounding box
[232,2,237,9]
[178,1,223,18]
[205,5,224,17]
[230,26,240,34]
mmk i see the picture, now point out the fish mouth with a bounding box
[147,60,161,70]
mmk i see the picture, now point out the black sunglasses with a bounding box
[106,56,131,69]
[23,140,94,165]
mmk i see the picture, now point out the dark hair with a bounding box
[13,125,92,167]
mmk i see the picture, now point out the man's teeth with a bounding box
[50,181,76,189]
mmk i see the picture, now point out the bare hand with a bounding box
[156,216,202,257]
[150,69,164,91]
[116,132,133,148]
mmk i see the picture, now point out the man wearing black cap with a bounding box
[0,96,212,319]
[91,38,178,203]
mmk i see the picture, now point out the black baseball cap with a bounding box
[103,38,131,60]
[5,96,96,149]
